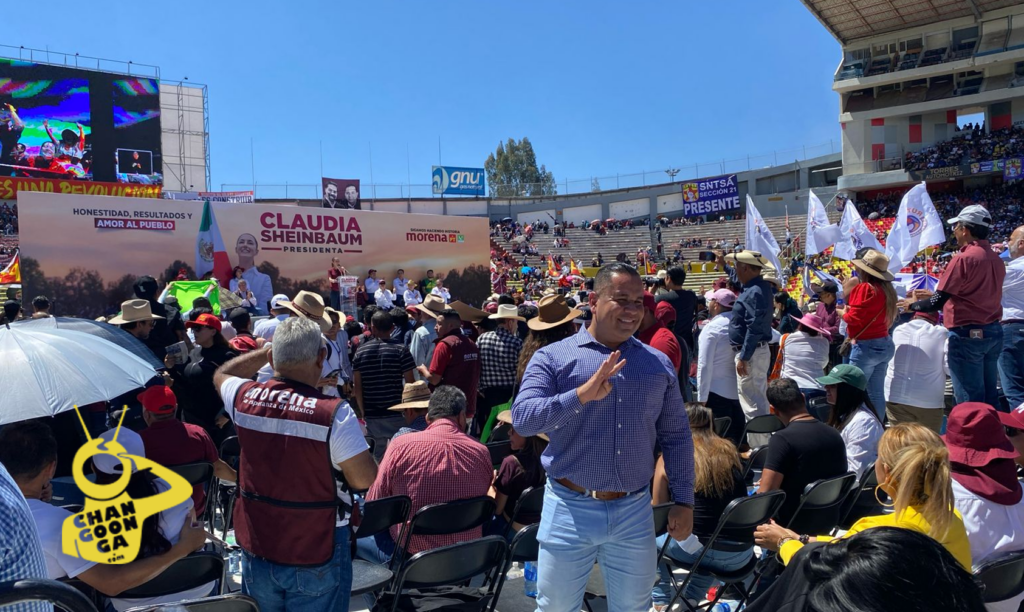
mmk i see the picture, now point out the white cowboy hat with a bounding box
[489,304,525,322]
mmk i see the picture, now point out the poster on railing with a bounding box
[680,174,739,218]
[1005,158,1023,181]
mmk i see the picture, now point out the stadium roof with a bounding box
[801,0,1023,44]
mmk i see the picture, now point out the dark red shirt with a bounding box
[937,239,1006,328]
[429,330,481,417]
[139,418,218,514]
[329,268,342,291]
[637,322,682,372]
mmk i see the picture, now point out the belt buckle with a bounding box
[589,489,601,500]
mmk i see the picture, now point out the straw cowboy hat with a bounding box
[108,299,165,325]
[724,250,770,268]
[414,294,447,318]
[528,294,582,331]
[851,248,894,282]
[496,409,548,441]
[762,265,782,289]
[387,381,432,411]
[281,290,331,333]
[489,304,525,322]
[449,301,489,324]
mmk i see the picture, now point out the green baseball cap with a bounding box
[816,364,867,391]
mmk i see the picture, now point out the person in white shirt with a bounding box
[885,311,949,433]
[321,308,352,397]
[430,279,451,303]
[1000,225,1024,410]
[393,269,410,305]
[817,364,883,479]
[252,294,292,341]
[949,403,1024,612]
[234,279,259,312]
[404,283,423,307]
[410,295,446,379]
[0,422,210,612]
[374,280,395,309]
[776,313,831,400]
[364,269,378,294]
[697,289,744,445]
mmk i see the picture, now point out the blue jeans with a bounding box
[849,336,894,420]
[652,535,753,604]
[536,479,655,612]
[949,322,1003,409]
[241,526,352,612]
[999,322,1024,410]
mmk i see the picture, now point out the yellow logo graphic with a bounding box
[61,408,193,565]
[682,182,699,203]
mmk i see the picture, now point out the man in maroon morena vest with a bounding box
[214,317,377,612]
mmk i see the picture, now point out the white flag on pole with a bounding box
[884,182,946,274]
[745,195,784,278]
[805,190,843,256]
[833,201,884,261]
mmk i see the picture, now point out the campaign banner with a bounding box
[681,174,739,218]
[18,192,489,317]
[432,166,486,196]
[165,191,254,203]
[1006,158,1024,181]
[0,176,161,200]
[321,177,361,209]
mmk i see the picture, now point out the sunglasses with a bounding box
[1006,426,1021,438]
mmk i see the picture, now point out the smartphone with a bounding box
[698,251,716,262]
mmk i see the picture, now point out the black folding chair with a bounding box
[741,445,769,486]
[364,435,377,457]
[123,593,259,612]
[488,524,539,612]
[974,550,1024,604]
[350,495,412,596]
[0,579,98,612]
[377,537,508,612]
[740,415,783,443]
[218,437,241,540]
[117,551,224,599]
[501,486,545,539]
[486,441,513,467]
[836,462,886,531]
[713,417,732,439]
[168,461,216,529]
[657,491,787,612]
[784,472,858,536]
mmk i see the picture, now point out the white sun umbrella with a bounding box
[0,325,159,426]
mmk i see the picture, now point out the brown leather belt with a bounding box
[556,477,629,500]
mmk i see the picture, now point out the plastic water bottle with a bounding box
[710,600,743,612]
[523,561,538,598]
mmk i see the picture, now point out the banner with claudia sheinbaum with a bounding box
[17,192,490,317]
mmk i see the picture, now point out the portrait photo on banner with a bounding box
[321,177,361,210]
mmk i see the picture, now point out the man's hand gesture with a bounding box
[576,351,626,405]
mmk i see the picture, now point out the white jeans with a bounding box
[735,345,770,447]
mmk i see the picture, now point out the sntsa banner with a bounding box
[681,174,739,218]
[18,193,490,316]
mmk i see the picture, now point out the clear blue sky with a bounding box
[7,0,843,193]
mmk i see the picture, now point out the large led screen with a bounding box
[0,58,161,185]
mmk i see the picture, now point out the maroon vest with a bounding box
[232,378,344,566]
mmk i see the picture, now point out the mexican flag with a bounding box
[195,201,231,287]
[0,251,19,284]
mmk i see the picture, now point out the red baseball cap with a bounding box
[137,385,177,415]
[655,301,676,327]
[185,313,222,332]
[643,291,657,313]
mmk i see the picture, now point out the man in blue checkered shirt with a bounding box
[0,461,49,612]
[513,263,695,612]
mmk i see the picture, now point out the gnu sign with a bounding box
[432,166,486,196]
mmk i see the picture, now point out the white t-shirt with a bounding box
[253,314,288,341]
[885,318,949,409]
[219,376,368,527]
[840,407,883,479]
[696,312,738,402]
[779,331,829,390]
[953,479,1024,612]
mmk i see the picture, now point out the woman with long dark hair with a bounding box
[817,364,883,479]
[652,404,750,610]
[843,248,898,418]
[169,312,237,446]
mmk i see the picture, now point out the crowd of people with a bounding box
[903,122,1024,172]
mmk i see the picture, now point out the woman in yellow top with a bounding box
[754,423,972,570]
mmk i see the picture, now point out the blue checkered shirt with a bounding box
[512,325,694,505]
[0,463,50,612]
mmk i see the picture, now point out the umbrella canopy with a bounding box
[592,219,602,225]
[606,218,616,223]
[0,326,160,426]
[14,317,163,370]
[520,266,533,274]
[501,216,513,222]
